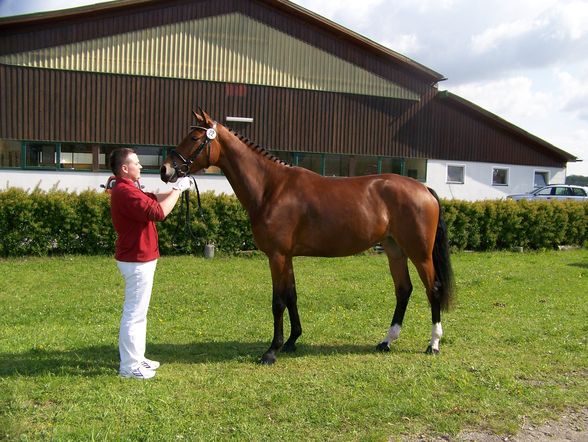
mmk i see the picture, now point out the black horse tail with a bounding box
[428,188,455,312]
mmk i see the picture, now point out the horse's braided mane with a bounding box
[228,128,291,167]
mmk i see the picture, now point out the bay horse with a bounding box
[160,111,455,365]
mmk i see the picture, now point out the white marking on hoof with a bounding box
[384,324,401,344]
[429,322,443,352]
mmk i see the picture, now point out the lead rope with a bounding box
[171,176,204,252]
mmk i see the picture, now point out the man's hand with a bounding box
[172,177,192,192]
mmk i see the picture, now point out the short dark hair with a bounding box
[109,148,135,175]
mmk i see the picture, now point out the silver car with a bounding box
[507,185,588,201]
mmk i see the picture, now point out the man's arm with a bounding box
[157,189,183,218]
[155,177,192,218]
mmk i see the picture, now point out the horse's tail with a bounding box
[428,188,455,312]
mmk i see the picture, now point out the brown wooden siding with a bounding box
[0,64,568,167]
[397,95,568,167]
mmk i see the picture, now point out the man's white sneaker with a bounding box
[119,366,156,379]
[141,359,160,370]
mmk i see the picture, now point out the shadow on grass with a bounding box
[568,262,588,269]
[0,341,381,377]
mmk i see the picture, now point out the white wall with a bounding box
[0,170,234,195]
[426,160,566,201]
[1,161,568,200]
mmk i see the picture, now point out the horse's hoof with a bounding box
[425,345,440,355]
[376,341,391,352]
[260,353,277,365]
[282,342,297,353]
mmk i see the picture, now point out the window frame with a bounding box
[446,164,465,184]
[534,170,549,188]
[492,167,509,186]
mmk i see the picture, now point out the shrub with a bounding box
[0,188,586,257]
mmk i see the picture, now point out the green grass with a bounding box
[1,250,587,441]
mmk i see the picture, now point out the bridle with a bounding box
[169,122,217,177]
[169,121,217,252]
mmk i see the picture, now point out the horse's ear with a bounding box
[192,109,205,124]
[199,108,213,126]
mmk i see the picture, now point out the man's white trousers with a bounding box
[116,259,157,372]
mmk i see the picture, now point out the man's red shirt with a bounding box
[110,177,165,262]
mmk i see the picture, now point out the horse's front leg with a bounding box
[260,254,300,364]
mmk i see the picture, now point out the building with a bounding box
[0,0,577,200]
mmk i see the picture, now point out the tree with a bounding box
[565,175,588,186]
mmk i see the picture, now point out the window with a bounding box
[60,143,93,170]
[447,164,464,184]
[351,156,379,176]
[492,168,509,186]
[134,146,163,171]
[324,154,350,176]
[99,145,166,173]
[0,139,21,168]
[270,150,295,166]
[99,145,121,171]
[535,187,553,196]
[25,143,56,168]
[297,153,323,174]
[534,171,549,187]
[406,158,427,181]
[571,187,587,197]
[554,187,571,196]
[380,157,403,175]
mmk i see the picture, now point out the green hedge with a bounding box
[441,199,588,250]
[0,188,586,257]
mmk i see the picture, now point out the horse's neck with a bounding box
[217,132,275,215]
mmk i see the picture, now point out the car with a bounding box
[507,184,588,201]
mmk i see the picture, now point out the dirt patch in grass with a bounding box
[406,408,588,441]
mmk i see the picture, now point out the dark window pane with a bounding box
[297,153,322,174]
[380,157,403,175]
[324,155,349,176]
[352,156,378,176]
[447,165,464,183]
[26,143,56,168]
[406,158,427,181]
[0,139,21,168]
[134,146,163,171]
[492,168,508,185]
[534,172,548,187]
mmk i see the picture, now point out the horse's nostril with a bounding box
[160,165,171,183]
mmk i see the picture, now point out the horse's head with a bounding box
[160,110,221,183]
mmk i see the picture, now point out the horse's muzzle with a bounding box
[160,164,177,183]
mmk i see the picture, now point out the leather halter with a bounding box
[170,122,217,177]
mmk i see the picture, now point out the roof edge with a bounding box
[439,90,577,162]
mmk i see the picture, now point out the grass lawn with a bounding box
[0,250,587,441]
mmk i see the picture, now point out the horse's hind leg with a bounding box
[282,278,302,353]
[376,239,413,352]
[414,258,443,355]
[260,254,301,365]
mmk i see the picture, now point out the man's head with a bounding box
[109,148,142,181]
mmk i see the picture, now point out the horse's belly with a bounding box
[293,222,385,257]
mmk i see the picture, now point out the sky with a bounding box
[1,0,587,176]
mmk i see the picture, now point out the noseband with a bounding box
[170,123,217,177]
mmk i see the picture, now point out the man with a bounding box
[109,148,191,379]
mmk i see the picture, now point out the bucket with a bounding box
[204,243,215,259]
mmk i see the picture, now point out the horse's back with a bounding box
[255,169,438,257]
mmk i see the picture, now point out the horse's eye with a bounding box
[191,136,198,141]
